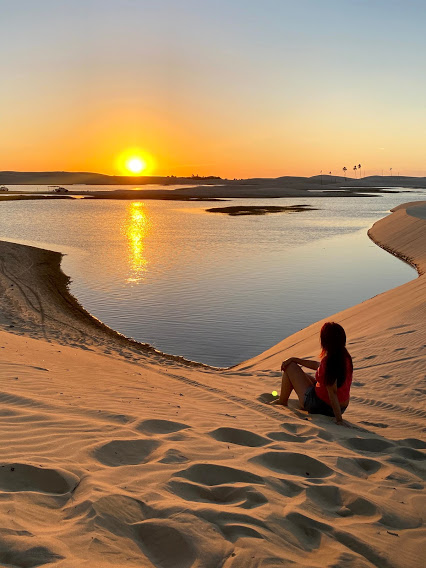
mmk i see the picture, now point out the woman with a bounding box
[272,322,353,424]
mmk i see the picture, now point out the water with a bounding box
[2,183,212,193]
[0,189,424,366]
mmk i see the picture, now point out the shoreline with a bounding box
[235,201,426,368]
[0,240,213,369]
[367,201,426,277]
[1,182,422,202]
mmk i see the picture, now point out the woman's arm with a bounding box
[326,383,343,423]
[281,357,319,371]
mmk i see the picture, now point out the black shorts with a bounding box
[304,385,347,417]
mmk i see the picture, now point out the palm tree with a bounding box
[353,165,357,178]
[343,166,347,180]
[358,164,361,179]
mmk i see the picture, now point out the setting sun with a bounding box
[116,149,155,176]
[126,157,146,174]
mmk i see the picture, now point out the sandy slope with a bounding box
[0,203,424,567]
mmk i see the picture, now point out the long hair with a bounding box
[320,322,352,387]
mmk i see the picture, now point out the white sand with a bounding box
[0,202,424,567]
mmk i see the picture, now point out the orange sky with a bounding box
[1,1,425,179]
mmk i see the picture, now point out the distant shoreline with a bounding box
[1,172,424,202]
[1,171,426,189]
[0,185,420,202]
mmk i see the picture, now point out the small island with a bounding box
[205,204,317,216]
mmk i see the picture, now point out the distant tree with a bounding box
[390,167,393,177]
[343,166,347,180]
[358,164,361,178]
[353,165,357,178]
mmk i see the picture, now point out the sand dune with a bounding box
[0,202,424,567]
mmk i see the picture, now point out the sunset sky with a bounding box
[1,0,425,178]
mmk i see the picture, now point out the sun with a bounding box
[126,157,146,174]
[116,149,155,176]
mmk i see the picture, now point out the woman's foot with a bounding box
[270,399,288,406]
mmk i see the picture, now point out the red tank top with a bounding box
[315,356,352,405]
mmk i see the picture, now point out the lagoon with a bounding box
[0,189,424,366]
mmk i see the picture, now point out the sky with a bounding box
[1,0,425,178]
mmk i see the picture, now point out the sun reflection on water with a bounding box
[123,202,150,283]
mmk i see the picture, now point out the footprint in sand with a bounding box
[91,494,152,525]
[282,511,331,551]
[345,437,393,453]
[280,422,319,437]
[136,419,190,435]
[268,424,333,443]
[336,456,383,478]
[0,463,79,494]
[208,427,270,447]
[134,517,229,568]
[199,509,269,543]
[392,446,426,461]
[306,485,379,518]
[398,438,426,449]
[93,438,161,467]
[251,451,333,478]
[220,523,264,542]
[173,463,264,486]
[0,533,64,568]
[135,521,196,568]
[167,479,268,509]
[158,449,189,464]
[266,431,313,443]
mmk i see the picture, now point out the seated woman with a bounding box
[272,322,353,425]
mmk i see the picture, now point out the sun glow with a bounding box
[116,149,155,176]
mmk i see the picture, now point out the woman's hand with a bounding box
[334,418,350,427]
[281,357,295,371]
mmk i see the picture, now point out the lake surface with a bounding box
[3,183,210,193]
[0,189,424,366]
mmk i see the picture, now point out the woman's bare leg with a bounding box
[276,370,293,406]
[272,362,313,407]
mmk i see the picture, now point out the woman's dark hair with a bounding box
[320,322,352,387]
